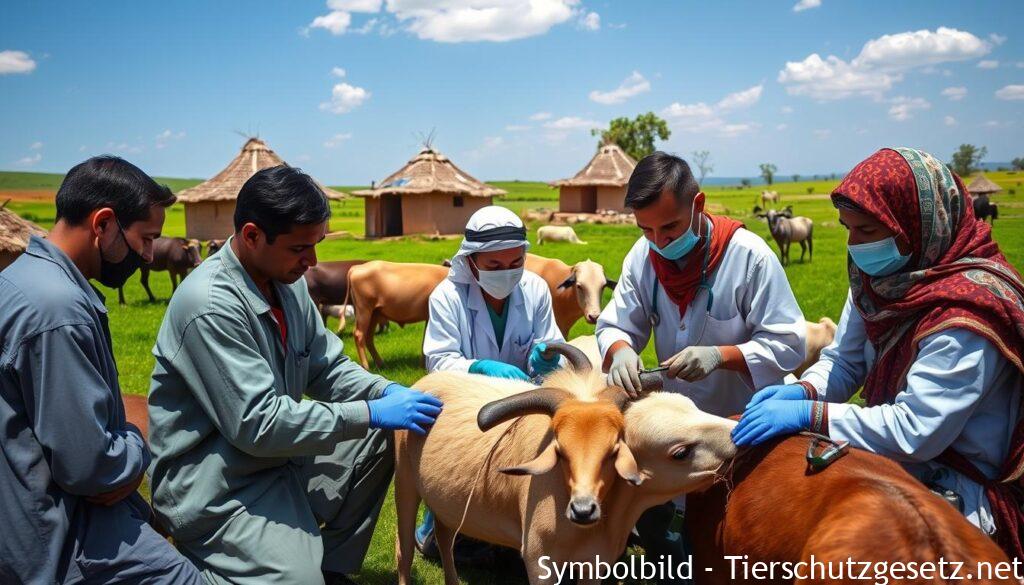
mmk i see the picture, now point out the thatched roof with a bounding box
[552,142,637,188]
[176,138,346,203]
[968,174,1002,195]
[352,147,506,198]
[0,202,47,254]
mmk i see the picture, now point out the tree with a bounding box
[740,178,752,189]
[791,174,800,183]
[592,112,671,162]
[759,163,778,186]
[951,144,987,177]
[1012,157,1024,171]
[691,150,713,186]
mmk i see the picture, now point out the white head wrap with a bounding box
[448,206,530,285]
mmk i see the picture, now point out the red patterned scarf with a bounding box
[833,147,1024,559]
[649,214,745,319]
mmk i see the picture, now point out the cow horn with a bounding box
[478,387,573,431]
[540,342,592,374]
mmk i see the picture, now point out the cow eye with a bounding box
[670,446,690,460]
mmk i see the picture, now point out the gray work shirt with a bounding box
[147,238,389,541]
[0,236,150,584]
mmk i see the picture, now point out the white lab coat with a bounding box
[596,230,806,416]
[424,270,565,374]
[801,291,1022,534]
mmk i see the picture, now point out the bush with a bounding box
[807,187,814,194]
[1010,189,1016,195]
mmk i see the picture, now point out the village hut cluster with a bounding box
[0,200,46,271]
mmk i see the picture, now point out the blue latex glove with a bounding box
[469,359,529,381]
[528,343,561,377]
[745,383,809,410]
[367,384,443,435]
[731,400,813,447]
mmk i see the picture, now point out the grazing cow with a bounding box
[344,261,449,369]
[525,254,615,336]
[302,259,394,333]
[973,194,998,225]
[758,207,813,266]
[521,209,555,223]
[686,434,1013,585]
[537,225,587,245]
[205,239,225,257]
[759,190,780,207]
[797,317,837,377]
[118,237,202,305]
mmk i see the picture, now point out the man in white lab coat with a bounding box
[419,205,565,559]
[595,152,805,581]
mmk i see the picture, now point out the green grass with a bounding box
[5,171,1024,584]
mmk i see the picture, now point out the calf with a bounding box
[525,254,615,336]
[758,208,813,266]
[537,225,587,245]
[973,194,998,225]
[118,237,202,304]
[686,434,1013,584]
[759,190,780,207]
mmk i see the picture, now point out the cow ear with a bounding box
[614,441,643,486]
[500,440,559,476]
[557,275,576,290]
[605,279,618,290]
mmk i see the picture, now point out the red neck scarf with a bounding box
[834,147,1024,559]
[648,213,745,319]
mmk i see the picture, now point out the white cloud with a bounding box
[941,86,967,101]
[331,67,347,78]
[1018,62,1024,69]
[781,105,794,114]
[984,120,1001,128]
[29,141,43,150]
[543,116,601,130]
[887,96,930,121]
[995,84,1024,100]
[792,0,821,12]
[579,11,600,31]
[106,141,143,154]
[323,132,354,148]
[716,84,763,110]
[661,101,719,132]
[328,0,382,10]
[588,71,650,105]
[989,33,1007,45]
[720,123,759,137]
[977,59,998,69]
[529,111,552,121]
[310,10,352,35]
[776,123,788,131]
[813,129,831,139]
[779,27,992,100]
[944,115,957,126]
[320,82,370,114]
[505,124,530,131]
[154,129,185,149]
[0,50,36,75]
[14,153,41,167]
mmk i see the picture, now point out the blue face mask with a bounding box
[648,203,703,261]
[848,237,911,276]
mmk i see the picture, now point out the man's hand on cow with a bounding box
[662,346,723,382]
[368,384,443,435]
[745,383,810,410]
[87,469,145,506]
[607,345,643,398]
[731,399,813,447]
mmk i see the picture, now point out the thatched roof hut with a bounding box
[552,142,636,213]
[177,137,346,240]
[0,201,47,271]
[968,174,1002,196]
[353,147,506,238]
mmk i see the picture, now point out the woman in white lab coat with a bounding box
[733,147,1024,560]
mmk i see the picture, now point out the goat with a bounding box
[394,342,736,584]
[758,207,813,266]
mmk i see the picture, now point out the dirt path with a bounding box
[0,190,56,202]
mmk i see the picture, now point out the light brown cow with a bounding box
[525,254,615,336]
[537,225,587,245]
[797,317,838,377]
[344,261,449,369]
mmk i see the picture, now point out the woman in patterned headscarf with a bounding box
[732,147,1024,559]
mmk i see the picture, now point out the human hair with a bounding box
[54,156,175,226]
[624,151,700,210]
[233,165,331,243]
[832,195,864,212]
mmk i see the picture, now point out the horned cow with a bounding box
[118,237,202,305]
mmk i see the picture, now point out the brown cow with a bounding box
[686,434,1013,585]
[344,261,449,369]
[525,254,616,336]
[796,317,837,377]
[118,237,202,305]
[205,239,225,257]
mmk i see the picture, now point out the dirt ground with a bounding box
[0,190,56,202]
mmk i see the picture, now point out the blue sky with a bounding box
[1,0,1022,184]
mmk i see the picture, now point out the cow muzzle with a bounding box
[567,495,601,525]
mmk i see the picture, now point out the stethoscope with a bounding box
[649,216,715,336]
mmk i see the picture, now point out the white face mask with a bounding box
[474,264,524,299]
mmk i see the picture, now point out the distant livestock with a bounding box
[537,225,587,245]
[759,190,780,207]
[118,237,202,305]
[973,194,998,225]
[758,207,813,266]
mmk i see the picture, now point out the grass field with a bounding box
[3,169,1024,584]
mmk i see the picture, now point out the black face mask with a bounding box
[98,220,145,289]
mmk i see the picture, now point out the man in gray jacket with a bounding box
[0,156,202,584]
[147,165,441,585]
